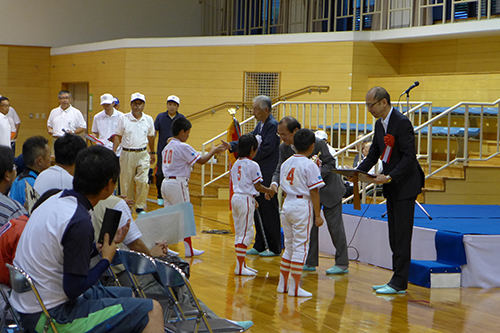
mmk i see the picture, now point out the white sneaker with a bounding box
[185,248,204,257]
[167,248,179,256]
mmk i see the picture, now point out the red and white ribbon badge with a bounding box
[381,134,395,163]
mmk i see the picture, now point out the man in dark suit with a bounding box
[270,117,349,274]
[230,95,281,256]
[357,86,425,294]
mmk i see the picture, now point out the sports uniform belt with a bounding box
[287,194,304,199]
[167,176,189,182]
[122,147,147,152]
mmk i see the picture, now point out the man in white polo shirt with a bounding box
[0,97,12,147]
[47,90,86,139]
[0,95,21,153]
[92,93,124,154]
[113,93,155,214]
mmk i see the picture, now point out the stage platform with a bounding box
[318,204,500,288]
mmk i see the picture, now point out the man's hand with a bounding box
[114,219,131,244]
[265,185,277,200]
[150,241,167,257]
[118,195,134,208]
[315,215,324,227]
[150,153,156,164]
[372,174,389,185]
[214,140,231,154]
[101,233,117,263]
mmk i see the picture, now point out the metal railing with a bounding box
[200,97,500,202]
[203,0,500,36]
[197,85,330,195]
[200,116,256,196]
[187,85,329,120]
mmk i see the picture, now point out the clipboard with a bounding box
[98,208,122,245]
[332,169,377,184]
[332,169,377,210]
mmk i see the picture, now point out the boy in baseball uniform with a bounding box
[230,134,274,276]
[161,117,229,257]
[278,129,325,297]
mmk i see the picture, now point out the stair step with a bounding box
[409,260,461,288]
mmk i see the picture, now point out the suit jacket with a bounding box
[358,108,424,200]
[230,114,279,186]
[272,138,346,207]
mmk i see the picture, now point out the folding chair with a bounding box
[0,286,23,332]
[116,249,157,298]
[105,251,123,287]
[117,249,192,323]
[155,259,245,333]
[6,264,58,333]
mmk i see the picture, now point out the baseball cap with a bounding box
[315,130,328,141]
[131,92,146,103]
[100,93,114,105]
[167,95,180,105]
[113,97,120,105]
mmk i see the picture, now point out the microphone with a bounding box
[401,81,419,95]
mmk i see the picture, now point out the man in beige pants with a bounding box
[113,92,156,213]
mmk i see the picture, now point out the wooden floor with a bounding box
[144,190,500,333]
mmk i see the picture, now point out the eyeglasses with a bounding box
[366,99,383,109]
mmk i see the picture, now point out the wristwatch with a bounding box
[386,175,392,183]
[149,151,156,154]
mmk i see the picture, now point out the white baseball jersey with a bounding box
[161,138,200,178]
[232,194,255,246]
[280,154,325,198]
[231,158,263,196]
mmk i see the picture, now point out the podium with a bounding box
[333,169,376,210]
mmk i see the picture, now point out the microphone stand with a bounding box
[381,200,433,220]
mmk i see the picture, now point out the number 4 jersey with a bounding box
[230,157,263,196]
[280,154,325,198]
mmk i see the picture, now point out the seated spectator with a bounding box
[0,146,27,226]
[10,146,164,332]
[0,189,60,321]
[34,133,87,196]
[92,195,253,329]
[93,195,167,259]
[8,136,51,206]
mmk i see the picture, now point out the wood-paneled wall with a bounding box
[4,35,500,152]
[51,42,355,148]
[0,45,51,148]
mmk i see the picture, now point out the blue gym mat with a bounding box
[343,204,500,235]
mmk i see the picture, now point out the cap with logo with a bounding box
[167,95,180,105]
[100,93,114,105]
[131,92,146,103]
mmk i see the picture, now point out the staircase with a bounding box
[189,159,229,207]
